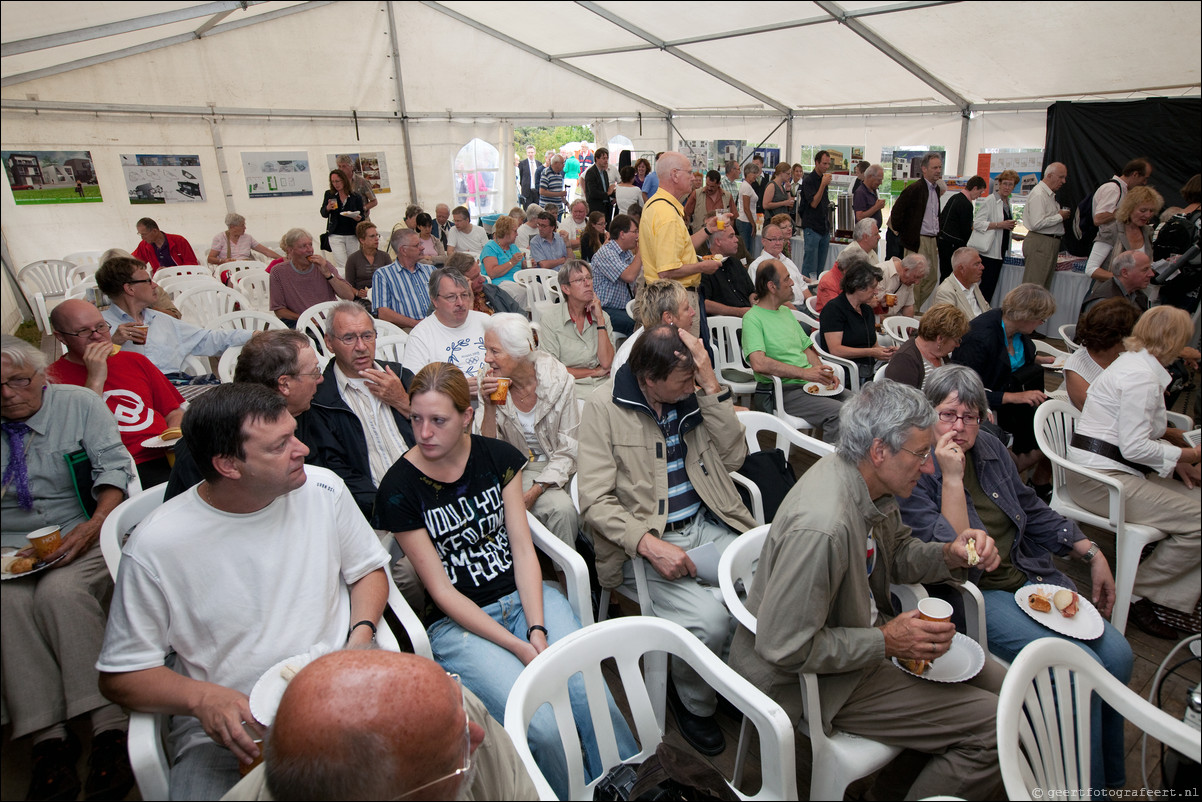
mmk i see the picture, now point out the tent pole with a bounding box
[786,114,795,163]
[957,111,971,175]
[386,1,418,201]
[207,115,236,215]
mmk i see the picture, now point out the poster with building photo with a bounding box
[714,140,746,166]
[677,140,711,173]
[2,150,102,204]
[327,152,391,195]
[243,151,313,198]
[977,149,1044,200]
[881,147,946,194]
[120,154,205,204]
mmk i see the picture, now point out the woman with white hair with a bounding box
[478,313,580,547]
[206,212,281,278]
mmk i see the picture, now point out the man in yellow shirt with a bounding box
[640,151,721,336]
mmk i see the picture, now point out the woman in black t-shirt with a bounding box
[374,362,635,798]
[819,261,896,385]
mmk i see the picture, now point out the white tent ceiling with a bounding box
[2,1,1199,328]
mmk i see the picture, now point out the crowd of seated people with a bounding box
[6,153,1200,802]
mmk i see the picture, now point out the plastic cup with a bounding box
[917,597,953,624]
[884,293,898,307]
[489,378,511,404]
[26,526,61,560]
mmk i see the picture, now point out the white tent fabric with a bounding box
[2,1,1200,328]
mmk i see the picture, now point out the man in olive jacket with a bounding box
[579,324,755,756]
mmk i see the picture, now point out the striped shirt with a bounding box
[372,259,434,322]
[661,408,702,523]
[539,167,565,206]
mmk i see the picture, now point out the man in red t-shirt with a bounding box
[132,217,198,273]
[48,300,184,487]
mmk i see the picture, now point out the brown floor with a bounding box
[4,341,1198,800]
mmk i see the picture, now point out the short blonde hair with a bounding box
[917,304,970,342]
[1125,305,1191,363]
[639,280,688,329]
[1117,185,1164,225]
[492,215,516,239]
[1001,283,1056,323]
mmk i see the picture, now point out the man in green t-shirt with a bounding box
[742,259,851,442]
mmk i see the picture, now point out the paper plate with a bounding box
[892,632,985,683]
[801,381,842,397]
[249,653,314,727]
[1014,584,1105,641]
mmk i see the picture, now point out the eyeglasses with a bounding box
[439,292,472,303]
[126,278,154,286]
[567,276,592,286]
[898,446,933,464]
[394,673,472,799]
[332,331,377,345]
[1,375,35,389]
[937,410,981,427]
[290,370,323,379]
[762,236,785,242]
[56,322,111,338]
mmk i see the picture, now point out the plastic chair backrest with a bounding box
[172,284,251,326]
[296,301,341,355]
[233,270,271,311]
[210,309,286,332]
[374,333,408,364]
[882,315,919,343]
[154,265,213,282]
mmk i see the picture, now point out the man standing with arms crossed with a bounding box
[639,152,722,337]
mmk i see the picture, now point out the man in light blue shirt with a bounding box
[529,211,569,271]
[98,256,251,381]
[373,228,434,329]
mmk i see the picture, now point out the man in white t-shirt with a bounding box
[747,223,808,309]
[1092,158,1152,227]
[402,268,489,392]
[97,383,390,801]
[444,205,489,256]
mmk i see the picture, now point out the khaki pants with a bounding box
[909,235,940,310]
[1022,231,1062,289]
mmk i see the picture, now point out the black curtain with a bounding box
[1044,98,1201,211]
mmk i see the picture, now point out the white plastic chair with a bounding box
[1034,340,1070,363]
[172,285,251,327]
[64,276,106,307]
[766,363,846,438]
[296,301,341,355]
[63,250,106,265]
[733,411,833,524]
[67,261,99,286]
[220,260,264,282]
[156,275,219,300]
[810,327,864,393]
[998,638,1200,800]
[1034,400,1166,634]
[527,513,593,626]
[233,269,271,312]
[804,294,820,317]
[216,346,241,382]
[707,315,757,405]
[1058,323,1081,352]
[210,309,286,333]
[718,525,903,801]
[154,265,213,282]
[569,475,650,622]
[514,268,560,311]
[17,259,78,334]
[873,363,889,383]
[530,299,557,326]
[882,315,919,343]
[98,483,432,801]
[374,332,409,364]
[503,617,797,801]
[373,318,406,339]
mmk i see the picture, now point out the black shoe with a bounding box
[86,730,135,801]
[1129,598,1180,640]
[666,685,725,756]
[27,733,81,802]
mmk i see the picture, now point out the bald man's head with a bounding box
[266,651,481,801]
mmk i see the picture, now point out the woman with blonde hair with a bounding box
[967,169,1019,303]
[1066,305,1200,637]
[374,362,636,797]
[884,303,970,389]
[1086,184,1162,283]
[480,214,526,307]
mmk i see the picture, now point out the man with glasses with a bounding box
[373,228,435,330]
[98,383,391,801]
[747,222,808,310]
[223,650,537,801]
[730,380,1006,801]
[529,211,569,271]
[310,302,415,519]
[47,299,184,487]
[97,256,253,382]
[402,268,488,395]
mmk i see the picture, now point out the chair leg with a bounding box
[1110,532,1147,636]
[597,589,611,623]
[732,714,752,789]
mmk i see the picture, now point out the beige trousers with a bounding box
[1022,231,1062,289]
[909,236,940,310]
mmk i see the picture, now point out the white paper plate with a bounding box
[801,381,843,397]
[1,548,66,581]
[249,653,314,727]
[892,632,984,683]
[1014,584,1105,641]
[339,211,361,219]
[1044,357,1066,371]
[141,434,181,449]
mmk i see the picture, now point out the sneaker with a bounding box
[27,732,81,802]
[86,730,135,801]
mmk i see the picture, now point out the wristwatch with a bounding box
[1081,541,1100,562]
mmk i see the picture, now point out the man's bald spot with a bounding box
[655,151,690,179]
[1045,162,1066,178]
[267,651,466,798]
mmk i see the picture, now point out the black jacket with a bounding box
[583,164,614,219]
[951,307,1035,409]
[308,359,416,517]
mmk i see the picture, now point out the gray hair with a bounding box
[391,227,418,253]
[427,266,470,302]
[852,218,879,240]
[224,212,246,228]
[837,380,935,464]
[1001,283,1056,323]
[900,253,930,277]
[866,164,884,180]
[1111,250,1140,278]
[280,228,312,252]
[524,203,544,223]
[327,300,371,331]
[557,259,591,288]
[951,246,979,271]
[923,365,989,416]
[482,313,535,361]
[1,334,47,373]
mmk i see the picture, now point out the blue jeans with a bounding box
[983,586,1133,789]
[735,219,755,254]
[800,228,830,279]
[428,585,638,799]
[603,305,636,337]
[169,740,243,800]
